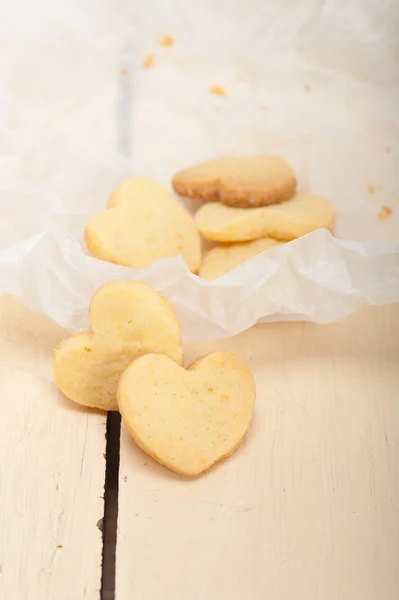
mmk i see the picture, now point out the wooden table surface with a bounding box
[0,296,398,600]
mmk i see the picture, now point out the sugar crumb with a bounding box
[143,54,155,69]
[160,35,174,47]
[378,205,393,221]
[210,86,226,97]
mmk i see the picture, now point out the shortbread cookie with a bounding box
[195,191,335,242]
[172,156,297,208]
[199,237,281,280]
[107,177,171,208]
[118,352,256,476]
[54,281,183,411]
[85,177,201,272]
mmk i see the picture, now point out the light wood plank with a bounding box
[0,296,107,600]
[116,304,399,600]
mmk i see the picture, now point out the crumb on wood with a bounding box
[378,205,393,221]
[210,85,226,97]
[120,68,129,76]
[143,54,155,69]
[57,544,63,549]
[160,35,174,47]
[304,84,311,93]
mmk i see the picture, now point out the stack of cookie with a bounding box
[172,155,335,279]
[84,156,334,280]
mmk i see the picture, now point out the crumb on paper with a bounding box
[304,84,311,93]
[368,184,383,194]
[259,104,268,111]
[57,545,63,549]
[385,146,392,153]
[210,86,226,97]
[378,205,393,221]
[120,68,129,76]
[143,54,155,69]
[160,35,174,47]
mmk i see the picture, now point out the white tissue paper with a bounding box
[1,0,398,342]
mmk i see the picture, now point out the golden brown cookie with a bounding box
[85,177,201,272]
[199,237,281,280]
[118,352,256,476]
[172,156,297,208]
[195,191,335,242]
[54,281,183,411]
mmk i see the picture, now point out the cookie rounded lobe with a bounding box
[108,177,173,209]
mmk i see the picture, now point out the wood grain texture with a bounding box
[0,296,107,600]
[116,304,399,600]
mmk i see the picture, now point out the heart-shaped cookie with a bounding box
[199,237,281,280]
[118,352,256,475]
[195,191,335,242]
[85,177,201,272]
[172,155,297,208]
[54,280,183,411]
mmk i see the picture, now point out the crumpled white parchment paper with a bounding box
[0,0,398,342]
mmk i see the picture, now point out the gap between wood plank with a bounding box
[101,412,121,600]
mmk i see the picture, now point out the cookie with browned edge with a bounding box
[172,155,297,208]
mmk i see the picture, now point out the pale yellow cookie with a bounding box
[54,281,183,411]
[118,352,256,476]
[85,177,201,272]
[195,191,335,242]
[199,237,281,280]
[172,155,297,208]
[107,177,172,208]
